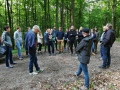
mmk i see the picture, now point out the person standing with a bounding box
[64,29,68,51]
[99,23,116,69]
[14,26,23,60]
[90,29,97,55]
[46,29,55,56]
[78,27,83,43]
[37,30,43,53]
[94,27,100,54]
[56,27,64,53]
[75,28,92,90]
[24,27,31,56]
[1,26,16,68]
[67,25,77,55]
[52,27,58,50]
[25,25,43,75]
[44,29,48,52]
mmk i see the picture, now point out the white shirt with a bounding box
[37,33,43,44]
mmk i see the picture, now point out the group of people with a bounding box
[0,23,116,90]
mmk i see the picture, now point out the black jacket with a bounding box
[102,29,116,47]
[67,29,77,41]
[76,35,92,64]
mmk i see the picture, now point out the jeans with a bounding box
[5,46,14,67]
[48,41,54,54]
[16,42,22,58]
[101,45,111,67]
[91,42,95,52]
[29,54,40,73]
[76,63,89,88]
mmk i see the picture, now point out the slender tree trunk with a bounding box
[56,0,59,29]
[70,0,74,25]
[60,0,64,29]
[112,0,116,32]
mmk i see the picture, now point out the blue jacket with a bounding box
[25,30,36,55]
[64,33,68,40]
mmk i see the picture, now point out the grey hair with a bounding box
[32,25,40,31]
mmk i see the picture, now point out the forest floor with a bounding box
[0,42,120,90]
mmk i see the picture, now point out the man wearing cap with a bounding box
[25,25,43,75]
[75,28,92,90]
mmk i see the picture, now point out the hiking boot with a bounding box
[29,72,38,75]
[6,66,14,68]
[19,58,23,60]
[99,65,106,69]
[36,69,44,73]
[80,86,88,90]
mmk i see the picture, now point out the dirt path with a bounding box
[0,42,120,90]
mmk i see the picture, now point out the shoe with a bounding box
[6,66,14,68]
[29,72,38,75]
[49,54,51,56]
[80,86,88,90]
[92,52,96,55]
[19,58,23,60]
[74,72,79,76]
[99,65,106,69]
[36,69,44,73]
[106,65,110,68]
[52,53,55,56]
[11,62,17,65]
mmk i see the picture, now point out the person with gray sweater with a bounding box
[14,26,23,60]
[1,26,16,68]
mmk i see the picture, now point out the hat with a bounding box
[82,28,89,33]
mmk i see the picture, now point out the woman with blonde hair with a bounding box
[37,30,43,53]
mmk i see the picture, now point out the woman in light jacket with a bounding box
[37,30,43,53]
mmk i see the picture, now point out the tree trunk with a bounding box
[70,0,74,25]
[56,0,59,30]
[112,0,116,32]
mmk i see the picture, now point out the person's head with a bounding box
[70,25,74,30]
[106,23,112,29]
[91,29,94,33]
[82,28,89,37]
[103,26,108,32]
[27,27,31,31]
[4,26,10,32]
[32,25,40,34]
[94,27,98,31]
[79,26,83,31]
[47,29,51,34]
[59,27,62,31]
[53,27,56,30]
[17,26,21,31]
[66,29,68,32]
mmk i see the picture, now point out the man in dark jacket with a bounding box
[67,25,77,55]
[75,28,92,90]
[99,23,116,69]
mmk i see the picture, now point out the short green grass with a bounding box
[116,38,120,42]
[12,48,25,54]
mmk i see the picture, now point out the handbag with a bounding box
[0,46,6,55]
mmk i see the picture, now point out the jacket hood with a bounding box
[83,35,92,42]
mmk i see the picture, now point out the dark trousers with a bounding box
[64,40,67,49]
[29,54,40,73]
[44,42,47,52]
[101,45,111,67]
[38,43,42,51]
[55,39,58,50]
[94,41,98,53]
[4,46,14,67]
[48,41,54,54]
[69,40,76,54]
